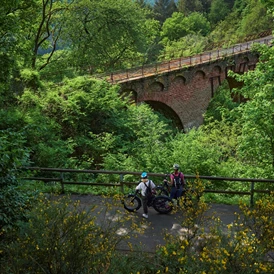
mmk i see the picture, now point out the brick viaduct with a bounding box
[118,52,258,131]
[108,35,272,131]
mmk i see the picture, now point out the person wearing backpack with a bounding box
[168,164,186,200]
[135,172,156,219]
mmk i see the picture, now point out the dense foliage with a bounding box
[1,1,274,273]
[0,0,273,201]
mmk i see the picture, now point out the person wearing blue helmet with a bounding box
[135,172,156,219]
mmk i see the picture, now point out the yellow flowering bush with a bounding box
[155,184,274,274]
[1,185,273,273]
[0,194,150,273]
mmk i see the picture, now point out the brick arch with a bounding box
[172,75,186,85]
[195,70,206,79]
[148,81,165,92]
[143,100,184,130]
[238,56,250,73]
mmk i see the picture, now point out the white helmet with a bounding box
[173,164,180,170]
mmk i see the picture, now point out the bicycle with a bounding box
[155,174,170,196]
[156,174,201,206]
[122,190,173,214]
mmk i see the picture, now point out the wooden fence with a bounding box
[21,167,274,206]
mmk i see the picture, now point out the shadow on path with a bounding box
[69,194,242,253]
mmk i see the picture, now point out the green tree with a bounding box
[239,0,273,36]
[232,44,274,176]
[261,0,274,12]
[158,34,208,60]
[136,0,153,9]
[153,0,178,25]
[0,1,20,90]
[0,129,31,231]
[63,0,158,73]
[160,12,210,45]
[165,128,223,175]
[102,103,174,174]
[177,0,203,15]
[160,12,186,42]
[26,0,72,71]
[209,0,272,45]
[17,77,131,168]
[209,0,230,25]
[233,0,249,13]
[0,0,73,94]
[6,0,72,71]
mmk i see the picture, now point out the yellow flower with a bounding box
[178,257,185,263]
[223,249,230,256]
[248,246,253,254]
[259,264,267,271]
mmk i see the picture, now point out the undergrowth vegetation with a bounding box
[1,180,273,273]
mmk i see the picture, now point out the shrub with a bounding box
[156,192,274,273]
[0,129,32,232]
[0,194,143,273]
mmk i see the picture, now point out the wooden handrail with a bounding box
[20,167,274,206]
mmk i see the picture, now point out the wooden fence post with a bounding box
[120,174,124,194]
[250,181,255,207]
[60,172,65,194]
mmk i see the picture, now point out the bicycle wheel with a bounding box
[152,195,173,214]
[155,186,169,196]
[123,194,142,212]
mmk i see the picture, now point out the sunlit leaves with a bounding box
[64,0,158,72]
[232,44,274,173]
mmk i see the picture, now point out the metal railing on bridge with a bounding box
[21,167,274,207]
[107,34,273,83]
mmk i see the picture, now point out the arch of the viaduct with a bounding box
[119,52,259,130]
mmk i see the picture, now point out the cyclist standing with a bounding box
[168,164,186,200]
[135,172,156,219]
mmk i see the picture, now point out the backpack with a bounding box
[144,180,153,200]
[173,172,183,189]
